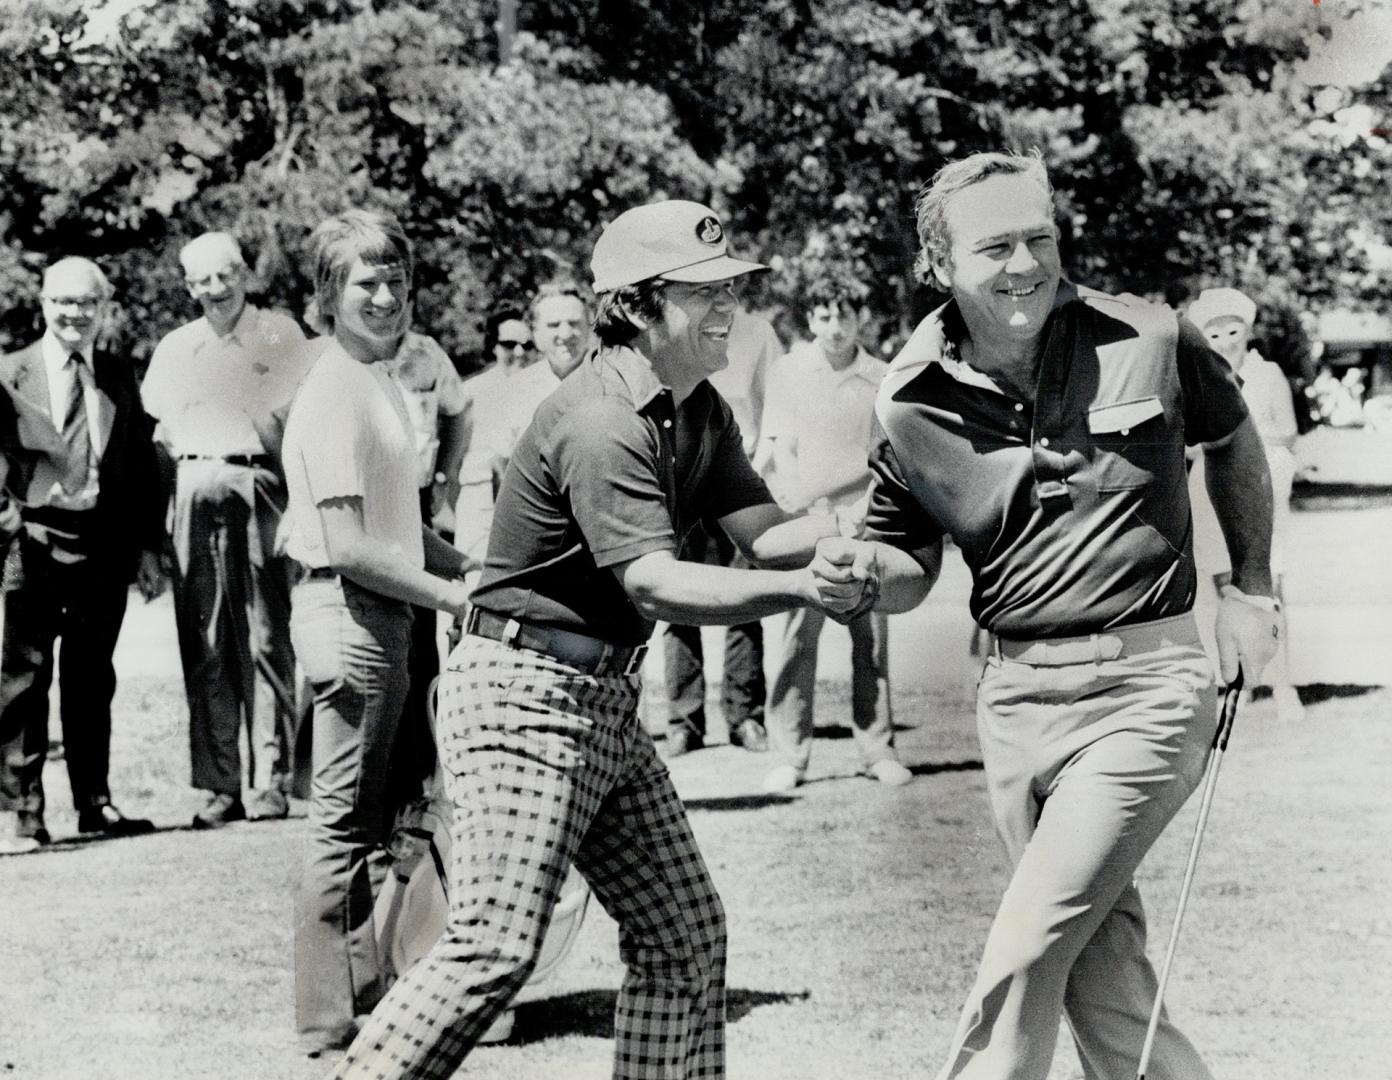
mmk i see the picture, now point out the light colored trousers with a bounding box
[938,615,1217,1080]
[335,635,727,1080]
[766,605,894,771]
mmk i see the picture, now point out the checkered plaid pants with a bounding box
[334,635,727,1080]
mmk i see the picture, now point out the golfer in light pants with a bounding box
[816,150,1280,1079]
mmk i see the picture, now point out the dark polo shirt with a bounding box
[469,344,772,646]
[865,282,1248,639]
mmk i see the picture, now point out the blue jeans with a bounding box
[291,576,412,1051]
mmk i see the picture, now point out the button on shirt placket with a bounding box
[1029,334,1072,506]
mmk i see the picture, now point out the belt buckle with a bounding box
[622,643,648,678]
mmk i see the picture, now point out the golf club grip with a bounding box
[1214,667,1244,752]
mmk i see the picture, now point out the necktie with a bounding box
[61,352,93,493]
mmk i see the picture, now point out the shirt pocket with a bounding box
[1087,396,1168,490]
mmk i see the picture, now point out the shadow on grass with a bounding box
[811,722,917,739]
[511,987,811,1043]
[1287,683,1383,704]
[684,794,798,811]
[27,813,302,855]
[909,759,983,777]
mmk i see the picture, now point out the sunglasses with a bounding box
[497,339,534,351]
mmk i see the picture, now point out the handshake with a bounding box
[806,536,880,624]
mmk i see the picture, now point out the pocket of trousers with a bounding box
[290,582,347,692]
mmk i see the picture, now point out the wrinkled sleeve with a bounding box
[550,401,675,568]
[861,414,945,570]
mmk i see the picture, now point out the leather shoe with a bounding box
[192,792,246,830]
[78,803,155,836]
[245,788,289,821]
[729,717,769,753]
[663,726,704,758]
[16,811,51,846]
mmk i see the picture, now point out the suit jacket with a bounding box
[0,341,165,581]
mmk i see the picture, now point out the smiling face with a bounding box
[493,318,534,369]
[933,173,1060,348]
[335,257,411,360]
[183,247,247,334]
[646,278,739,381]
[1201,315,1251,371]
[41,261,107,354]
[533,294,588,379]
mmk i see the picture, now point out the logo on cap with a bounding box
[695,217,723,245]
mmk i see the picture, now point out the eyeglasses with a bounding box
[43,296,101,311]
[497,339,534,351]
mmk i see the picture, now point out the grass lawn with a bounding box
[2,673,1389,1079]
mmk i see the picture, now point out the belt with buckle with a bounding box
[177,453,274,469]
[991,613,1198,666]
[466,608,647,677]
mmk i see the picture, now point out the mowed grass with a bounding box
[2,672,1390,1080]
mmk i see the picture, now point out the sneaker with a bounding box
[192,792,246,830]
[663,726,705,758]
[0,835,39,856]
[761,765,804,794]
[866,759,913,786]
[245,788,290,821]
[729,718,769,753]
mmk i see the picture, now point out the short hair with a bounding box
[912,150,1055,283]
[592,280,668,347]
[178,231,246,276]
[310,209,414,324]
[482,305,527,356]
[528,278,588,325]
[42,256,113,300]
[801,276,870,324]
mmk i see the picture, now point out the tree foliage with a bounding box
[0,0,1386,366]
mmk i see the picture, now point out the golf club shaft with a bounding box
[1136,672,1244,1080]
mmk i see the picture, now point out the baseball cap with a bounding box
[590,200,768,294]
[1187,287,1257,330]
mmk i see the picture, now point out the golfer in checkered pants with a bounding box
[334,200,873,1079]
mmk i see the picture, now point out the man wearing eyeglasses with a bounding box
[0,257,167,854]
[141,231,310,830]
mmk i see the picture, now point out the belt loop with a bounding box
[502,618,521,647]
[991,634,1002,662]
[1090,631,1102,665]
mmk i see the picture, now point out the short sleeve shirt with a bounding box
[384,331,467,487]
[864,282,1249,638]
[281,342,424,570]
[141,305,310,458]
[707,307,781,455]
[469,345,774,646]
[760,342,886,510]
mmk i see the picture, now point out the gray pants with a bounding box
[290,576,412,1052]
[937,614,1216,1080]
[766,605,894,771]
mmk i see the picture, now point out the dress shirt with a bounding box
[41,332,104,455]
[142,304,309,459]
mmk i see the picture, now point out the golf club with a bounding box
[1136,667,1245,1080]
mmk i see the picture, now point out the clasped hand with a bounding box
[1213,588,1280,686]
[807,536,879,624]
